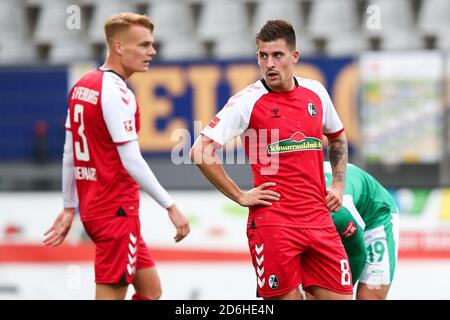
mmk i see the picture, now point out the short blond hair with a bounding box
[104,12,154,46]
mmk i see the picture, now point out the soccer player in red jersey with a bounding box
[190,20,351,300]
[43,12,190,300]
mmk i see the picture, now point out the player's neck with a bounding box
[264,77,297,93]
[101,56,131,80]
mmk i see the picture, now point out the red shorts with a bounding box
[247,225,353,298]
[82,216,155,284]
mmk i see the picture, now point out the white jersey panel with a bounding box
[101,72,138,144]
[65,109,70,129]
[201,81,268,146]
[295,77,343,135]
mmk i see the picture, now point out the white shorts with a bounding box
[359,213,400,286]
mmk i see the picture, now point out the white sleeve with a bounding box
[201,96,250,147]
[62,130,78,208]
[65,109,71,129]
[101,74,138,144]
[317,81,344,135]
[117,140,174,209]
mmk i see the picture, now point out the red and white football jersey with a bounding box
[66,70,140,222]
[201,77,344,228]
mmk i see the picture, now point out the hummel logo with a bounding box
[127,263,136,276]
[128,254,137,265]
[256,255,264,266]
[121,95,130,105]
[271,108,281,118]
[258,277,265,288]
[257,266,264,277]
[129,233,137,245]
[255,244,264,255]
[129,243,137,255]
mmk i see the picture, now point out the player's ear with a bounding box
[292,49,299,63]
[112,40,123,56]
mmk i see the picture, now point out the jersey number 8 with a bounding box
[340,259,351,286]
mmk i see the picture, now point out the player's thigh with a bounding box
[302,227,353,297]
[247,226,305,299]
[83,216,140,284]
[360,213,399,288]
[95,283,128,300]
[133,266,162,300]
[84,216,154,285]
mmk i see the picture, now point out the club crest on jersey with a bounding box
[341,221,357,238]
[268,275,279,289]
[268,131,322,154]
[208,116,221,128]
[307,102,317,117]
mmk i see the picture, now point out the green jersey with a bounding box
[324,162,398,284]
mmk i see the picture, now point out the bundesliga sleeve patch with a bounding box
[208,116,221,128]
[123,120,134,132]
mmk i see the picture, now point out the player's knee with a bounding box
[151,287,162,300]
[357,286,387,300]
[132,287,162,300]
[140,286,162,300]
[369,290,387,300]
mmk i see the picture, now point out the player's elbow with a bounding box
[188,144,196,162]
[190,135,218,167]
[121,153,146,179]
[189,137,204,164]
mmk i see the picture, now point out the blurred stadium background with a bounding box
[1,0,450,299]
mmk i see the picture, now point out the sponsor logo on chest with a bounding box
[268,131,322,154]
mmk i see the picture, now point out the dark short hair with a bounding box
[255,20,296,50]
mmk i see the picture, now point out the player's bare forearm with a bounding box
[326,132,348,212]
[190,135,280,207]
[190,136,242,204]
[327,131,348,188]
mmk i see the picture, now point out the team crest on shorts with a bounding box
[307,102,317,117]
[268,275,279,289]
